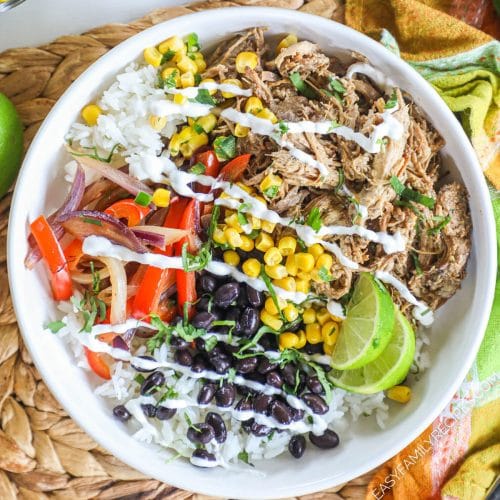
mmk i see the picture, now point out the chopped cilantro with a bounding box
[260,266,284,322]
[411,251,423,275]
[328,120,341,132]
[159,386,179,402]
[263,185,279,199]
[211,320,236,342]
[427,215,451,235]
[297,237,307,251]
[328,77,346,95]
[289,72,317,99]
[185,32,200,52]
[390,176,435,209]
[181,242,212,272]
[204,335,218,352]
[70,143,120,163]
[277,120,289,135]
[207,205,220,242]
[192,123,205,135]
[191,88,216,106]
[306,207,322,232]
[160,49,175,64]
[385,90,398,110]
[194,73,202,85]
[318,266,333,282]
[164,69,179,89]
[134,374,145,385]
[71,289,106,333]
[237,203,251,226]
[213,135,237,161]
[45,320,65,333]
[237,450,252,465]
[189,162,206,175]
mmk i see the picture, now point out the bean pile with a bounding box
[113,271,340,465]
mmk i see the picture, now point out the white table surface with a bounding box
[0,0,189,52]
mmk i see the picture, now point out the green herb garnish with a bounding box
[318,266,333,282]
[237,203,251,226]
[306,207,322,233]
[191,88,216,106]
[334,167,345,193]
[134,191,152,207]
[289,72,317,99]
[204,335,218,352]
[277,120,289,135]
[427,215,451,235]
[45,320,65,333]
[411,251,423,275]
[328,77,346,95]
[70,143,120,164]
[390,176,435,209]
[237,450,253,466]
[328,120,341,132]
[385,90,398,110]
[263,185,279,199]
[164,69,179,89]
[160,49,175,64]
[185,33,200,52]
[192,123,205,135]
[189,162,206,175]
[181,242,212,272]
[71,289,107,333]
[213,135,237,161]
[260,266,284,322]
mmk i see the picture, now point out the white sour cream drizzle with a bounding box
[375,271,433,327]
[346,62,396,93]
[165,81,253,98]
[150,99,213,119]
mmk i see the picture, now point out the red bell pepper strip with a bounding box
[219,153,251,182]
[104,199,150,227]
[64,239,84,272]
[30,215,72,301]
[194,150,219,194]
[84,347,111,380]
[175,199,200,319]
[131,197,189,320]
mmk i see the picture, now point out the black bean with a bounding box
[266,371,284,388]
[288,435,306,458]
[225,306,240,323]
[113,405,131,421]
[246,285,263,307]
[306,376,324,394]
[291,408,305,421]
[191,448,216,465]
[251,421,272,437]
[198,382,217,405]
[131,355,156,373]
[237,285,248,307]
[224,343,239,354]
[257,358,278,375]
[309,430,340,449]
[153,406,174,420]
[170,336,189,349]
[200,274,217,293]
[235,356,258,374]
[194,338,205,351]
[253,394,274,414]
[241,419,254,433]
[240,307,260,336]
[191,354,207,373]
[174,349,193,367]
[187,422,215,444]
[259,333,277,351]
[215,383,236,407]
[210,353,231,374]
[281,363,298,386]
[209,343,226,357]
[246,372,266,384]
[235,397,253,412]
[214,282,239,308]
[205,412,227,443]
[302,393,328,415]
[269,399,293,425]
[191,311,216,329]
[236,385,257,397]
[196,296,211,311]
[140,371,165,395]
[305,342,324,355]
[140,404,157,418]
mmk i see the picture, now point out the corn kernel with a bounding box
[251,216,262,230]
[316,308,330,326]
[173,93,187,105]
[261,220,276,233]
[225,213,244,232]
[239,235,254,252]
[181,130,208,158]
[256,108,278,124]
[273,277,296,292]
[158,36,185,55]
[255,233,274,252]
[152,188,171,208]
[195,57,207,72]
[283,304,299,322]
[200,78,217,95]
[234,124,249,137]
[297,271,311,281]
[295,278,310,294]
[316,253,334,270]
[242,258,261,278]
[387,386,412,404]
[180,142,194,159]
[303,308,316,324]
[295,253,315,272]
[265,264,288,280]
[285,254,298,276]
[296,329,307,349]
[277,34,298,53]
[195,114,217,133]
[177,55,198,74]
[225,227,243,248]
[260,310,283,331]
[223,250,241,266]
[278,236,297,256]
[161,67,181,87]
[148,115,167,131]
[221,78,243,98]
[265,296,286,315]
[244,96,263,114]
[180,71,195,88]
[177,125,194,143]
[168,133,181,155]
[322,321,339,345]
[305,323,322,344]
[264,247,282,266]
[308,243,324,260]
[144,47,163,67]
[323,342,334,355]
[235,51,259,74]
[311,268,327,283]
[81,104,102,126]
[212,227,227,245]
[279,332,298,350]
[260,174,283,196]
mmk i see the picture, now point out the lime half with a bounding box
[328,307,416,394]
[330,273,394,370]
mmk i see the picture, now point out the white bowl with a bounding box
[7,7,497,499]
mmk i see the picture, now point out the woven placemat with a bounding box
[0,1,374,498]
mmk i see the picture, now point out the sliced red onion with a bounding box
[73,155,152,196]
[112,335,130,351]
[25,165,85,269]
[131,226,187,250]
[57,210,147,253]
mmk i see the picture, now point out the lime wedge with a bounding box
[330,273,394,370]
[328,307,416,394]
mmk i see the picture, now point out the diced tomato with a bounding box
[104,199,151,227]
[194,150,220,193]
[84,347,111,380]
[219,154,251,182]
[30,215,72,301]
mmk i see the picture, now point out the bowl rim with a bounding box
[7,6,497,498]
